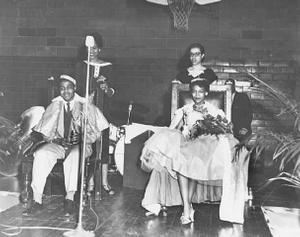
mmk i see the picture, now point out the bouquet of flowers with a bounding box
[188,105,233,139]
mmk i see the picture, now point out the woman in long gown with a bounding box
[140,80,248,224]
[75,32,115,195]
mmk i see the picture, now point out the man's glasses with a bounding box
[190,52,202,57]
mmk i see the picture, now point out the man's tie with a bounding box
[64,102,72,140]
[67,102,70,113]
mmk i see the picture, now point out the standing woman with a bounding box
[176,43,217,84]
[75,32,115,195]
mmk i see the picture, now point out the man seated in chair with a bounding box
[23,75,109,216]
[225,79,253,142]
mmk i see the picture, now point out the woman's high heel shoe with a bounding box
[161,206,168,217]
[189,207,195,222]
[102,184,115,195]
[180,215,192,225]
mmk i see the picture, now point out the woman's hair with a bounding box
[77,32,104,61]
[189,79,210,93]
[177,43,206,70]
[186,43,205,55]
[87,32,104,48]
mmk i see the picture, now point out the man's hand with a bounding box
[61,139,73,147]
[50,138,61,145]
[51,138,72,148]
[69,131,81,145]
[239,128,248,135]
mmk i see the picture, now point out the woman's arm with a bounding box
[217,108,226,118]
[169,108,184,129]
[98,64,115,97]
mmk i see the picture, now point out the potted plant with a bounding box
[236,68,300,191]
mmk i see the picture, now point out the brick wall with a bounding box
[0,0,299,144]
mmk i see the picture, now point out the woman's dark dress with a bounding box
[176,68,217,84]
[75,61,115,164]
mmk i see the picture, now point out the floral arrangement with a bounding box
[188,105,233,139]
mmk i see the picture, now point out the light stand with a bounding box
[63,36,95,237]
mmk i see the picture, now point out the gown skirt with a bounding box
[140,128,244,217]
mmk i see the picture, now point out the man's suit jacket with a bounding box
[231,92,253,141]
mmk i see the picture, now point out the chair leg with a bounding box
[20,160,33,207]
[83,160,92,206]
[20,172,32,207]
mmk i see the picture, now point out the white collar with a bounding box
[64,99,74,111]
[84,60,112,67]
[187,67,205,78]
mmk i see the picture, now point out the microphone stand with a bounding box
[64,41,95,237]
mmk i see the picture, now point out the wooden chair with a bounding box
[171,82,232,121]
[20,77,103,207]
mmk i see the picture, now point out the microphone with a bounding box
[85,35,95,48]
[129,101,133,112]
[127,101,133,125]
